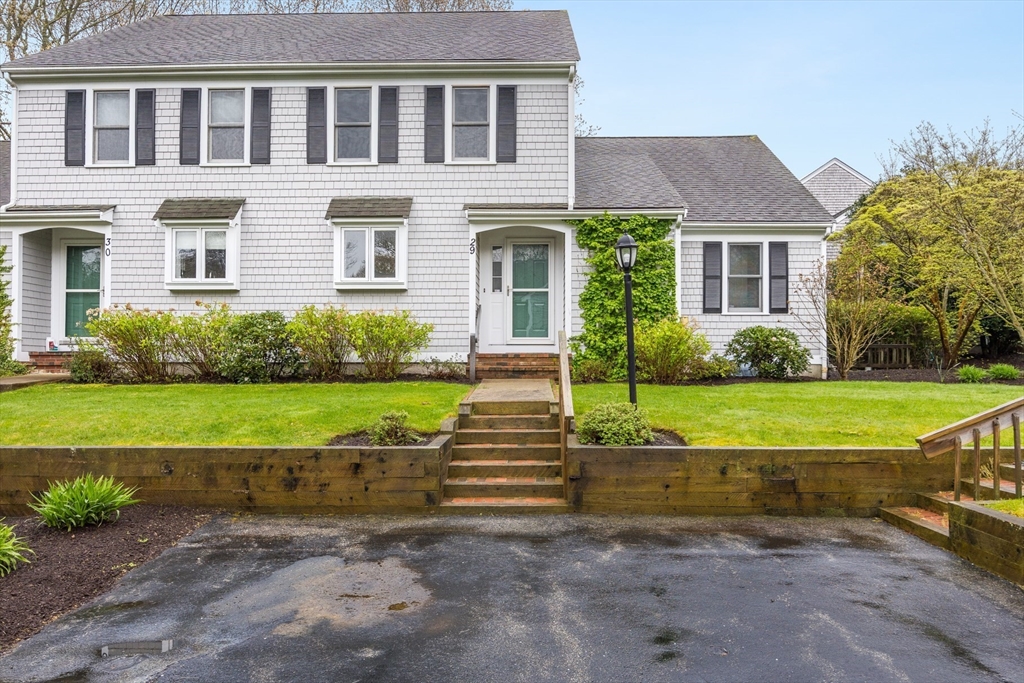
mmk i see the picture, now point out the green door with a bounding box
[510,243,549,340]
[65,245,101,337]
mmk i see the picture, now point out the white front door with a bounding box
[60,240,102,339]
[505,240,554,344]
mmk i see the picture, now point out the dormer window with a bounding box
[452,87,489,160]
[335,88,372,162]
[94,91,130,163]
[209,90,245,162]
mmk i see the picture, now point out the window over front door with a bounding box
[94,91,130,163]
[64,244,101,337]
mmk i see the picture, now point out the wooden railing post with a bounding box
[557,331,574,502]
[993,418,1001,501]
[1013,413,1022,499]
[953,436,962,502]
[972,428,982,501]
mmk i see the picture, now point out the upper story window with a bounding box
[728,244,762,312]
[335,88,372,162]
[94,91,130,163]
[209,89,245,162]
[452,87,489,160]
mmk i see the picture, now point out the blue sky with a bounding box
[519,0,1024,180]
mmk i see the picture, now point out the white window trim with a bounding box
[445,84,497,165]
[85,87,136,167]
[723,241,769,315]
[331,216,408,290]
[160,211,241,291]
[329,85,379,166]
[201,86,252,167]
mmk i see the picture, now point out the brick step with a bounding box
[459,414,559,430]
[451,444,561,460]
[476,370,559,380]
[959,478,1019,501]
[439,497,571,514]
[444,476,563,498]
[455,428,560,445]
[448,459,562,478]
[880,506,951,550]
[470,400,553,416]
[28,351,74,372]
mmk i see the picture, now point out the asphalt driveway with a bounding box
[2,515,1022,683]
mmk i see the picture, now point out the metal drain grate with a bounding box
[100,640,173,657]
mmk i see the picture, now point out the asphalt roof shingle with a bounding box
[2,11,579,71]
[324,196,413,219]
[575,136,833,223]
[153,198,244,220]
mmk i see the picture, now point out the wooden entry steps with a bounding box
[441,379,569,513]
[881,483,1013,551]
[475,354,559,380]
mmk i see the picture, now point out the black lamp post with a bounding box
[614,233,639,406]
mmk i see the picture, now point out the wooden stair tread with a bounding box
[880,505,951,550]
[441,497,567,507]
[449,459,560,467]
[447,476,563,485]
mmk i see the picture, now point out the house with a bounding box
[0,10,833,377]
[801,158,874,260]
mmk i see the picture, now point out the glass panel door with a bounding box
[65,245,101,337]
[509,243,550,340]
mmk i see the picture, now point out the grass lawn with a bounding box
[573,382,1024,447]
[987,499,1024,519]
[0,382,471,446]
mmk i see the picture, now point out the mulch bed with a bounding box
[327,432,438,447]
[0,505,208,654]
[651,429,687,446]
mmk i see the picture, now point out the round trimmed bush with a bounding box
[726,326,810,379]
[577,403,653,446]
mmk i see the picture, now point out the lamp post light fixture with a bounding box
[614,233,639,406]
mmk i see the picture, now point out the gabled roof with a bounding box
[2,11,579,72]
[575,136,833,223]
[0,140,9,206]
[800,158,874,217]
[153,198,244,220]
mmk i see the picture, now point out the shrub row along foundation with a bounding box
[1,441,955,516]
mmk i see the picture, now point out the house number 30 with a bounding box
[104,237,112,257]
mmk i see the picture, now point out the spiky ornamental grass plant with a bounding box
[0,519,33,577]
[29,474,139,531]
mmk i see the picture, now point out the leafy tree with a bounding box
[0,245,27,376]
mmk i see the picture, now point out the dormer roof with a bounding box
[800,158,874,217]
[1,10,579,73]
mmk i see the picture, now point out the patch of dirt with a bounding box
[840,354,1024,384]
[0,505,208,653]
[326,432,438,447]
[651,430,687,446]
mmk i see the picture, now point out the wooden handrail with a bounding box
[557,331,574,501]
[916,397,1023,502]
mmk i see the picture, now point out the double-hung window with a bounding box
[452,87,489,160]
[173,228,228,282]
[209,89,245,162]
[728,244,762,312]
[94,91,130,163]
[335,88,372,162]
[342,227,398,281]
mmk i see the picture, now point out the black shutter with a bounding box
[378,87,399,164]
[769,242,789,313]
[135,89,156,166]
[703,242,722,314]
[306,87,327,164]
[179,88,200,165]
[65,90,85,166]
[424,86,444,163]
[251,88,271,165]
[496,85,516,163]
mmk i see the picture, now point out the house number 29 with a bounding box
[469,238,476,255]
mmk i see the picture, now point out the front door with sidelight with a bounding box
[63,243,102,338]
[506,241,553,343]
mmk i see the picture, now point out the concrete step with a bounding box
[451,444,561,461]
[470,400,553,416]
[880,506,951,550]
[459,414,559,430]
[439,497,571,514]
[444,476,563,498]
[448,459,562,478]
[455,428,560,445]
[959,478,1019,501]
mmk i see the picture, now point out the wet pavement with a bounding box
[2,515,1022,683]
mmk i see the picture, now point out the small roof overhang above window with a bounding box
[325,197,412,226]
[153,198,245,222]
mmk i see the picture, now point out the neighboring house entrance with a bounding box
[507,240,553,343]
[61,241,102,338]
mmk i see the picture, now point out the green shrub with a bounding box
[171,302,232,381]
[986,363,1020,381]
[85,305,176,382]
[635,317,713,384]
[369,410,422,446]
[0,519,33,577]
[571,356,612,383]
[0,245,28,378]
[29,474,139,531]
[957,365,986,383]
[423,356,466,381]
[726,326,811,379]
[690,354,737,381]
[577,402,653,446]
[287,305,354,381]
[219,311,299,384]
[65,346,118,383]
[351,310,432,381]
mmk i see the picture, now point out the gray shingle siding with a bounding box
[20,230,51,350]
[801,161,873,218]
[2,11,580,71]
